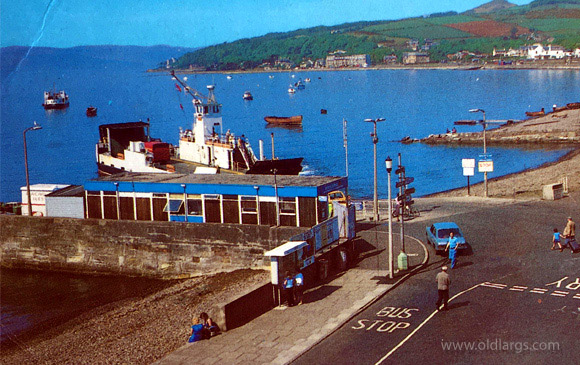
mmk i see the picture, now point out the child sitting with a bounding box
[188,317,204,343]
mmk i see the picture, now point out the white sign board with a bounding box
[463,167,475,176]
[462,158,475,168]
[478,160,494,172]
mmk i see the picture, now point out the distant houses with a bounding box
[493,44,580,60]
[325,54,371,68]
[402,52,430,64]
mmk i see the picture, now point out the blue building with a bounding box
[84,172,347,227]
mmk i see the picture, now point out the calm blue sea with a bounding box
[1,47,579,202]
[1,46,579,345]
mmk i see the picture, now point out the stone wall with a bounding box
[0,215,307,279]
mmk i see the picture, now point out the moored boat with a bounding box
[294,79,305,89]
[43,89,69,109]
[288,87,296,94]
[525,108,545,117]
[264,115,303,126]
[86,106,97,117]
[243,91,253,100]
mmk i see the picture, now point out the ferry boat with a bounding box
[96,73,303,176]
[171,71,303,175]
[42,89,69,109]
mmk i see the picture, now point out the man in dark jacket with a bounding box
[436,266,450,311]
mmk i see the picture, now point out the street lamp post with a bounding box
[385,157,394,279]
[272,169,280,226]
[114,182,120,219]
[364,118,385,222]
[23,122,42,216]
[469,108,488,198]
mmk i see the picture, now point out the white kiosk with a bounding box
[264,241,312,306]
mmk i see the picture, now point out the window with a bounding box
[280,197,296,214]
[164,199,184,214]
[187,199,203,216]
[241,196,257,213]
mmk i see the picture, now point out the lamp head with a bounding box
[385,157,393,172]
[32,121,42,130]
[181,183,186,188]
[376,118,386,122]
[469,108,484,113]
[364,118,373,123]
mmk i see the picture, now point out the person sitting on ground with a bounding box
[188,317,204,343]
[199,312,220,338]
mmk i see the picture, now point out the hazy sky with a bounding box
[1,0,532,48]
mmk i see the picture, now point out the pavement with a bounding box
[156,227,429,365]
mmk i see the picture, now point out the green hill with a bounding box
[172,0,580,70]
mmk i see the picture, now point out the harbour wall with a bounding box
[0,215,307,279]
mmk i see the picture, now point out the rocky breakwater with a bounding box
[421,108,580,146]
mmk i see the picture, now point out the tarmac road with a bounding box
[293,192,580,364]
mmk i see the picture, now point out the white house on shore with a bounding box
[527,44,569,59]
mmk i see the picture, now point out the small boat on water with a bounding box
[43,89,69,109]
[525,108,545,117]
[264,115,303,126]
[243,91,253,100]
[294,80,305,89]
[86,106,97,117]
[288,87,296,94]
[305,78,311,82]
[226,75,233,80]
[320,109,327,114]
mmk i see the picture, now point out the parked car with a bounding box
[426,222,467,255]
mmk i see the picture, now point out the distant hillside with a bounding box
[172,0,580,71]
[469,0,517,14]
[0,45,195,80]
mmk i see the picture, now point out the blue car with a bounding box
[426,222,467,255]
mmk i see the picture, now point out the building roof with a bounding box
[93,172,344,187]
[45,185,85,197]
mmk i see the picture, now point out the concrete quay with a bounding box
[156,229,428,365]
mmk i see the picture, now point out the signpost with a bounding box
[462,158,475,196]
[395,153,416,271]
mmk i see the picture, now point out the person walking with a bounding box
[563,216,576,247]
[445,231,459,269]
[294,270,304,305]
[436,266,450,311]
[282,271,295,307]
[551,228,563,251]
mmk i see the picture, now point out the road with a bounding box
[293,193,580,364]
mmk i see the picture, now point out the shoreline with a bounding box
[425,146,579,198]
[150,61,580,74]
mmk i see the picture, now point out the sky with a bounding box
[1,0,532,49]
